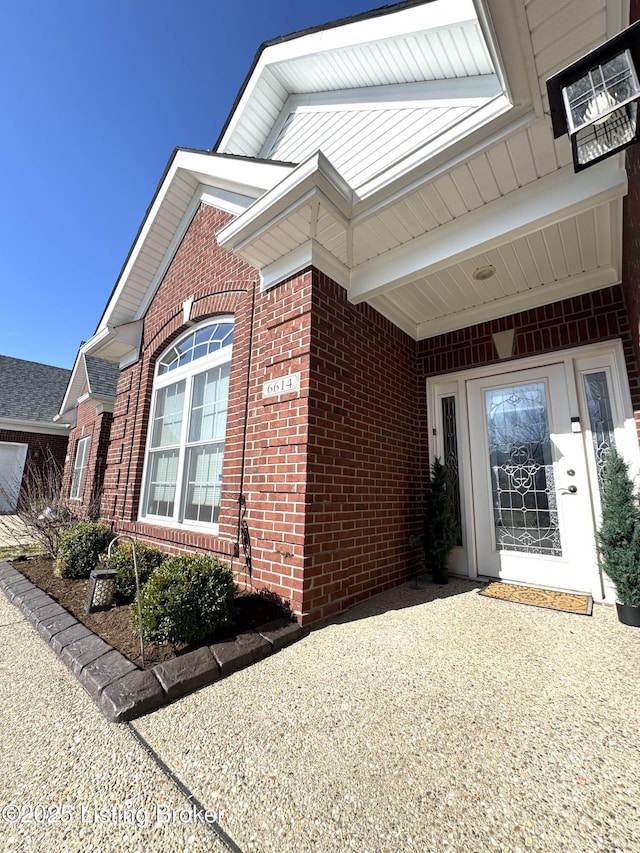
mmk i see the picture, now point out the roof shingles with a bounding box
[84,356,119,398]
[0,355,72,424]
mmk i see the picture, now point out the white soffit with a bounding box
[262,81,506,193]
[217,0,509,163]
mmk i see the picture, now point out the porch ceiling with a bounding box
[218,146,626,340]
[217,0,629,341]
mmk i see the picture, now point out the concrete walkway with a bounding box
[0,515,34,548]
[2,577,640,852]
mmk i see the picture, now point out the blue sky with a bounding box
[1,0,378,370]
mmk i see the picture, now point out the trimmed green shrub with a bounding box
[132,553,236,643]
[423,457,458,584]
[55,522,113,579]
[103,541,166,603]
[597,447,640,606]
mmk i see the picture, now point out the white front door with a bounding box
[0,443,28,514]
[466,363,598,592]
[428,342,640,599]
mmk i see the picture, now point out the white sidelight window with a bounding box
[141,318,233,529]
[70,436,91,500]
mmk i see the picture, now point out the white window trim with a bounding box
[70,435,90,501]
[138,317,233,534]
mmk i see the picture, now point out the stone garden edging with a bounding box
[0,560,302,722]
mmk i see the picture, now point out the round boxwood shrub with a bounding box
[104,541,166,603]
[55,522,113,579]
[132,553,236,644]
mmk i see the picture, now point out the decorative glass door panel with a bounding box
[485,382,562,557]
[467,364,597,592]
[583,371,616,496]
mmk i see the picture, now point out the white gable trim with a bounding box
[259,240,350,292]
[217,152,353,254]
[217,0,481,154]
[96,151,293,337]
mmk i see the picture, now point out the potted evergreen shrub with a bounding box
[423,457,458,585]
[597,446,640,627]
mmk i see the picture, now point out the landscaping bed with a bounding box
[12,555,287,670]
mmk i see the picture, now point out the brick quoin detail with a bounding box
[61,399,113,517]
[101,203,312,620]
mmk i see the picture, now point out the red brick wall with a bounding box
[0,429,68,504]
[94,201,640,626]
[61,399,113,517]
[302,271,427,623]
[0,430,68,469]
[101,203,312,619]
[418,285,640,420]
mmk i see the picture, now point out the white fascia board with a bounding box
[478,0,543,119]
[76,392,115,409]
[56,347,88,419]
[200,186,258,217]
[182,155,292,198]
[96,151,291,336]
[83,320,143,364]
[367,297,419,340]
[354,109,534,220]
[349,162,628,304]
[217,0,478,152]
[0,417,70,436]
[53,411,75,426]
[217,151,354,253]
[260,239,350,292]
[415,266,621,340]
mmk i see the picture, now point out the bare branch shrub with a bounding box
[0,451,79,558]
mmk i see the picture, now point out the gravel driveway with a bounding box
[2,576,640,852]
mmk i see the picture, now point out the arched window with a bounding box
[141,318,233,528]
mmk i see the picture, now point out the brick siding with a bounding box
[417,285,640,436]
[61,399,113,517]
[90,204,640,625]
[0,428,68,505]
[302,270,426,623]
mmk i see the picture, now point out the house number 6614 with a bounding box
[262,372,300,398]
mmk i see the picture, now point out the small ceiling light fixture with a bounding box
[547,21,640,171]
[472,264,496,281]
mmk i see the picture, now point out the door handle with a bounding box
[565,484,578,494]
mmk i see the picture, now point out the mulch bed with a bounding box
[10,556,287,670]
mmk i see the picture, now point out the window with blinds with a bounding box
[70,435,91,500]
[141,319,233,528]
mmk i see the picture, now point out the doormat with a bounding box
[479,582,593,616]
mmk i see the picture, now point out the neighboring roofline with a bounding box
[212,0,436,152]
[0,416,70,435]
